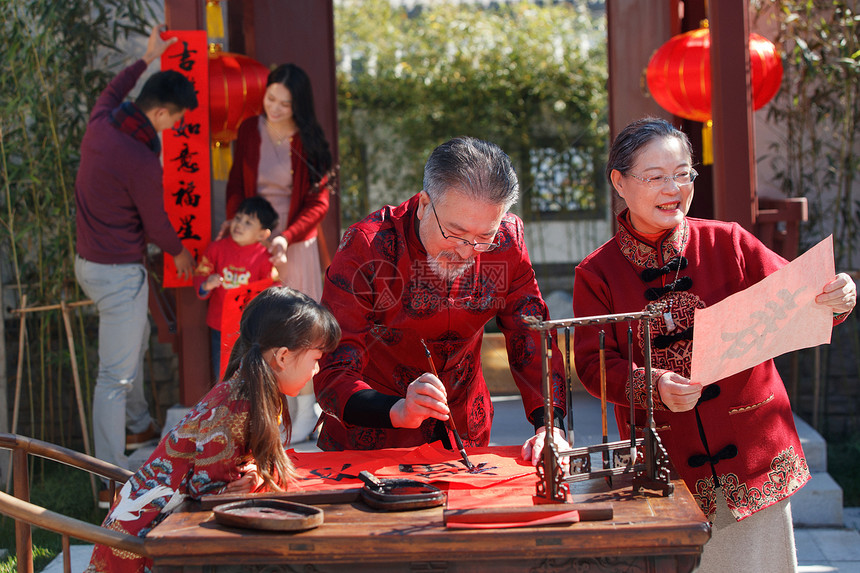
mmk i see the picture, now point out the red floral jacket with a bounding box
[86,376,280,572]
[573,212,847,522]
[315,194,566,450]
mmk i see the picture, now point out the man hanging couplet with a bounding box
[690,235,835,385]
[161,30,211,287]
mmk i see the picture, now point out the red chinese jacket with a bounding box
[574,212,847,521]
[192,236,273,330]
[225,116,329,244]
[315,194,566,450]
[86,376,281,573]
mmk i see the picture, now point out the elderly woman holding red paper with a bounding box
[573,117,855,573]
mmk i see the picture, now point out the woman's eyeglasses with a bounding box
[626,168,698,189]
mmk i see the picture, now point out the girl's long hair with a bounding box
[223,287,340,490]
[266,64,332,186]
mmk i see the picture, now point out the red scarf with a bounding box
[110,101,160,154]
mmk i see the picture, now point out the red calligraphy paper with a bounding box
[218,277,278,379]
[445,475,540,509]
[444,510,580,529]
[287,445,580,529]
[372,443,533,486]
[161,31,210,287]
[691,235,835,384]
[288,444,534,491]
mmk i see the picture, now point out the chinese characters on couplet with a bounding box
[161,32,211,287]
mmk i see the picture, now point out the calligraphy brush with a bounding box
[420,339,476,471]
[628,324,636,466]
[599,330,612,487]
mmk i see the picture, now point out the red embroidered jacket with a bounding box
[315,194,566,450]
[192,236,273,330]
[225,116,329,244]
[86,376,280,573]
[573,212,846,522]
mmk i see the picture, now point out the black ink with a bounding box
[171,143,200,174]
[177,214,201,241]
[167,41,198,72]
[308,464,360,482]
[172,180,201,207]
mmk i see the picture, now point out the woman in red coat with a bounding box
[225,63,334,441]
[573,118,856,573]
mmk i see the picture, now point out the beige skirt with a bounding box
[281,236,323,427]
[281,236,323,302]
[697,495,797,573]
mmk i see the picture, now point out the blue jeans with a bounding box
[75,255,154,470]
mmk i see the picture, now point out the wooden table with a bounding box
[145,465,710,573]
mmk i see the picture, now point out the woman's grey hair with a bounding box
[423,136,519,210]
[606,118,693,191]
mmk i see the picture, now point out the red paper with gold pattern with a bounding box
[161,30,210,287]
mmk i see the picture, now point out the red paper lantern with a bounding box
[646,27,783,123]
[208,45,269,178]
[209,45,268,143]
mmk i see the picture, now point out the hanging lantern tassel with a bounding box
[211,140,232,180]
[206,0,225,39]
[701,120,714,166]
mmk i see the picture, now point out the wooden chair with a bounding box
[0,433,145,573]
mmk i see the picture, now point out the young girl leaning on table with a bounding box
[86,286,341,573]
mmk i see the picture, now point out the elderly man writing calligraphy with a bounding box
[315,136,568,463]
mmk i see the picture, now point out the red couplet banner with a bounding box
[161,30,211,287]
[218,277,279,379]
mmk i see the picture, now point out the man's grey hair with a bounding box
[422,136,519,210]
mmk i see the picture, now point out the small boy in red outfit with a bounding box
[194,196,287,375]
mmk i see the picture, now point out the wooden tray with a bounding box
[201,487,361,510]
[213,499,324,531]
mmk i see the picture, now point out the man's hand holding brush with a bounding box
[389,373,451,429]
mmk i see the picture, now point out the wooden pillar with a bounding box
[13,449,32,573]
[162,1,339,405]
[607,0,679,135]
[229,0,341,266]
[164,0,213,406]
[708,1,756,230]
[606,0,677,217]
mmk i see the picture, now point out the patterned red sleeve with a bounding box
[316,227,378,421]
[494,215,566,421]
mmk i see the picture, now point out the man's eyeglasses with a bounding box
[428,195,499,252]
[626,168,698,190]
